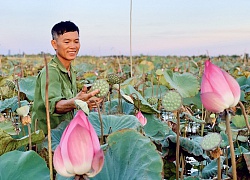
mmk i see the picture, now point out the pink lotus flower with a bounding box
[136,111,147,126]
[200,60,241,113]
[53,110,104,177]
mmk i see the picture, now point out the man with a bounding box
[32,21,101,135]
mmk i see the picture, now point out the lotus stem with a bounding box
[225,110,237,180]
[116,56,122,73]
[44,54,53,180]
[225,148,229,176]
[16,79,25,136]
[156,75,160,98]
[95,101,104,145]
[0,56,2,74]
[235,137,242,154]
[101,97,106,115]
[180,153,184,179]
[129,0,133,78]
[0,88,2,100]
[176,110,180,180]
[118,83,122,114]
[187,58,190,72]
[201,105,205,137]
[108,92,111,115]
[75,175,89,180]
[155,75,162,119]
[238,101,250,132]
[217,156,221,180]
[27,123,32,150]
[151,76,154,96]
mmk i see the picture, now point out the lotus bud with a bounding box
[200,60,241,113]
[53,110,104,177]
[136,111,147,126]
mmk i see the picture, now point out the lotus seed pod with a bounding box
[200,133,222,151]
[161,90,182,111]
[155,69,163,76]
[90,79,109,98]
[147,97,158,105]
[107,74,121,84]
[5,79,15,89]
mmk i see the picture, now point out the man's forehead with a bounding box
[58,31,79,39]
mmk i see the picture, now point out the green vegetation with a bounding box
[0,54,249,179]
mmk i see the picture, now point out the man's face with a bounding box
[51,31,80,62]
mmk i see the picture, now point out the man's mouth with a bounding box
[68,51,77,55]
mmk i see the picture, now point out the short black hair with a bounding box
[51,21,79,40]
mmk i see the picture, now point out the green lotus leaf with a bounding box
[167,135,204,157]
[220,131,229,148]
[231,115,250,128]
[183,92,202,109]
[88,112,142,136]
[91,129,163,180]
[43,120,70,151]
[182,112,205,124]
[122,85,160,113]
[219,122,249,141]
[143,113,171,141]
[0,120,16,135]
[0,150,49,180]
[0,96,29,113]
[17,76,36,101]
[47,111,142,151]
[163,70,199,98]
[143,85,168,99]
[234,146,249,157]
[202,157,225,179]
[0,128,45,156]
[0,75,13,87]
[104,99,134,115]
[184,177,200,180]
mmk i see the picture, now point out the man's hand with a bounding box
[87,96,103,110]
[76,86,100,102]
[76,85,103,110]
[55,85,102,114]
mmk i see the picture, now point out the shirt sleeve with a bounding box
[40,67,64,115]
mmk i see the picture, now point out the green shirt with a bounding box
[32,56,77,135]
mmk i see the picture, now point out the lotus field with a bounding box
[0,55,250,180]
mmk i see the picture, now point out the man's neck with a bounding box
[57,56,71,71]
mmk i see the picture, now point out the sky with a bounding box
[0,0,250,57]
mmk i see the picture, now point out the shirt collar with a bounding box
[52,56,76,73]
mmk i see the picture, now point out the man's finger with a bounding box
[89,89,100,97]
[82,86,88,93]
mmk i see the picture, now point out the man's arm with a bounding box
[55,88,101,114]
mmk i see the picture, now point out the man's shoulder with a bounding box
[48,57,60,69]
[49,62,58,68]
[37,61,60,78]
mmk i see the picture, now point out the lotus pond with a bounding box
[0,55,249,180]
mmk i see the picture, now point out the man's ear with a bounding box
[51,40,57,51]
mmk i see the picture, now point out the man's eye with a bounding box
[64,41,69,44]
